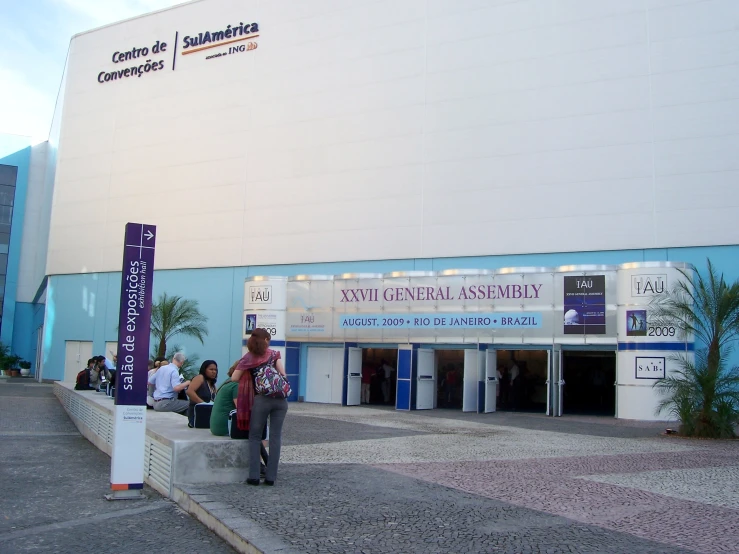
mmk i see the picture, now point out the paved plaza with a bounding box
[3,379,739,553]
[184,404,739,554]
[0,380,234,554]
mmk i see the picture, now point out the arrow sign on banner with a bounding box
[107,222,157,500]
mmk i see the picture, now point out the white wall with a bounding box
[47,0,739,275]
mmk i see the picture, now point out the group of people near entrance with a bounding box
[74,354,117,391]
[145,328,288,485]
[361,360,396,405]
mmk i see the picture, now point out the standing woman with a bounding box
[231,328,288,486]
[186,360,218,427]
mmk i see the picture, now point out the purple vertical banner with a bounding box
[114,223,156,406]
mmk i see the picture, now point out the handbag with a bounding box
[228,409,269,440]
[192,403,213,429]
[229,409,249,439]
[253,354,292,399]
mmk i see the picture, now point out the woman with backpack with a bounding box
[231,328,288,486]
[210,361,269,476]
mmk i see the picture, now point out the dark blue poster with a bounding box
[563,275,606,335]
[626,309,647,336]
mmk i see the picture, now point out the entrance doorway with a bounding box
[436,350,464,409]
[361,348,398,406]
[64,340,93,383]
[496,349,548,413]
[562,351,616,416]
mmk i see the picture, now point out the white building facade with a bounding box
[14,0,739,419]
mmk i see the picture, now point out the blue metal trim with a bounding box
[618,342,694,352]
[410,344,418,410]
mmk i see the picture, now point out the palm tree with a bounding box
[150,293,209,358]
[651,259,739,438]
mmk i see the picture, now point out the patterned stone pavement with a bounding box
[0,380,235,554]
[183,403,739,553]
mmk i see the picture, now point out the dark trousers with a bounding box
[249,395,288,482]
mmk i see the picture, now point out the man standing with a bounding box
[148,352,191,415]
[509,360,520,411]
[361,363,373,404]
[381,360,394,404]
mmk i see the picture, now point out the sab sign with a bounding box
[635,357,666,379]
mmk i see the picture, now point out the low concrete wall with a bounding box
[54,382,250,498]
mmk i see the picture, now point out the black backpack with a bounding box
[75,368,91,390]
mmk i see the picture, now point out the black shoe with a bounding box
[260,463,267,476]
[264,480,274,486]
[246,478,260,486]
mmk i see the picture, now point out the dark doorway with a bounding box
[496,349,548,413]
[361,348,397,406]
[436,350,464,409]
[562,351,616,416]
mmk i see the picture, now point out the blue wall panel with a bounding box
[40,244,739,383]
[11,302,33,363]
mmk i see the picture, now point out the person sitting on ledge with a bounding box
[147,356,168,409]
[148,352,191,415]
[186,360,218,427]
[210,361,241,437]
[86,358,100,390]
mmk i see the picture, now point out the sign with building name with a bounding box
[339,313,542,330]
[635,357,665,379]
[95,20,260,83]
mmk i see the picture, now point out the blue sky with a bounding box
[0,0,183,141]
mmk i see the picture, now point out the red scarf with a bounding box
[235,349,277,431]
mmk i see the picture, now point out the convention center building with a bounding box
[2,0,738,420]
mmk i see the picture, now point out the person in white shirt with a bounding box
[146,357,168,408]
[148,352,191,415]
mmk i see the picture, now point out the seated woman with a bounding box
[210,361,269,474]
[186,360,218,428]
[210,361,240,436]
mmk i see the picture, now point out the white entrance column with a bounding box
[615,262,693,420]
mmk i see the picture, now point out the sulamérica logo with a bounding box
[182,21,259,51]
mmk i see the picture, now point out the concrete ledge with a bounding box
[54,382,251,497]
[172,486,264,554]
